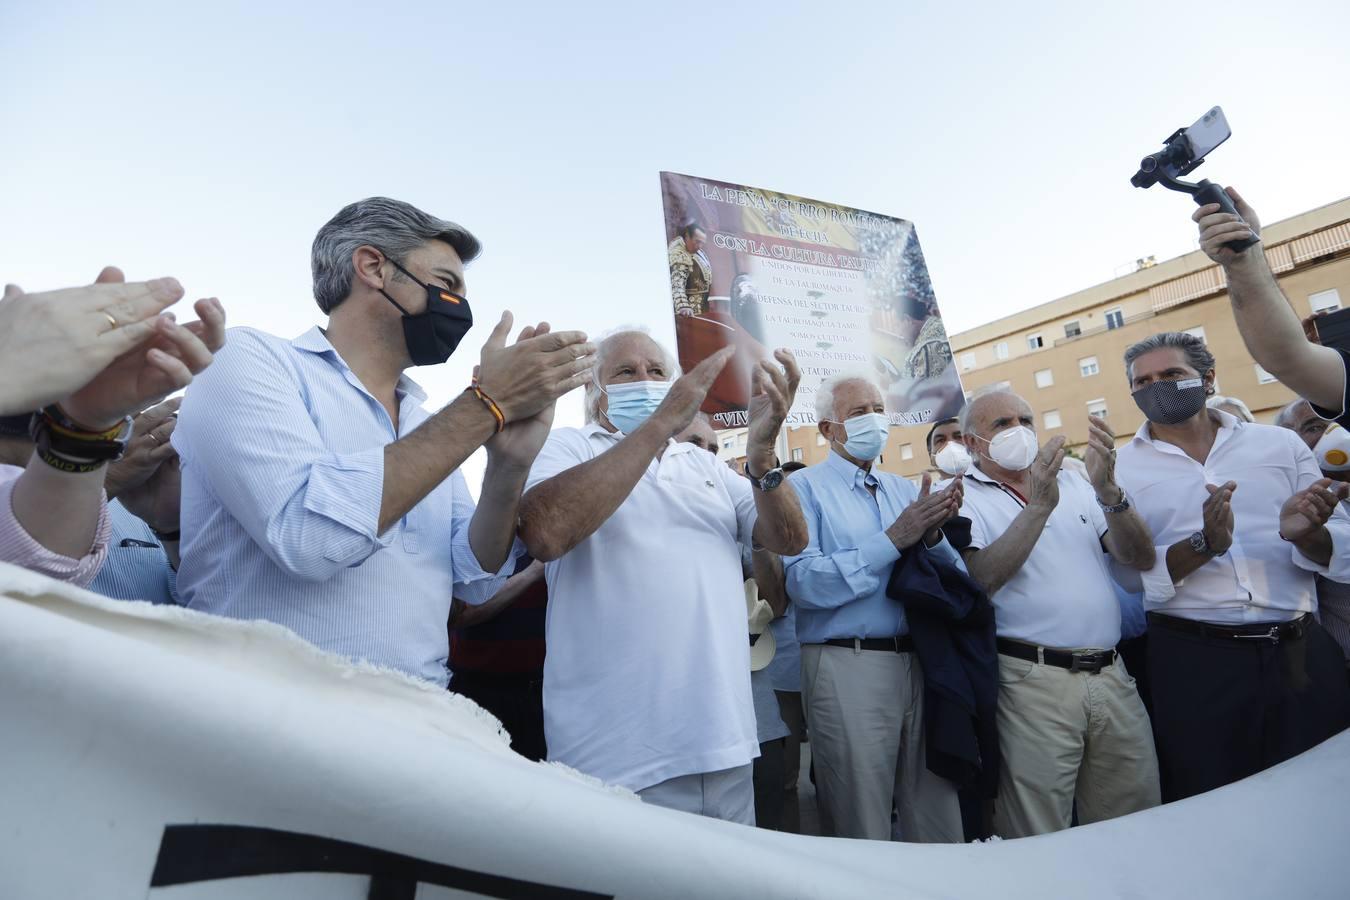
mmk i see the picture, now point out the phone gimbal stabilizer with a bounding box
[1131,126,1259,253]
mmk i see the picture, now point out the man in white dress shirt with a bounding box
[1115,332,1350,801]
[175,197,595,685]
[957,387,1160,837]
[518,329,807,824]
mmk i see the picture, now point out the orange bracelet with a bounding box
[467,378,506,433]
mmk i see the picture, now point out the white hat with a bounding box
[745,579,777,672]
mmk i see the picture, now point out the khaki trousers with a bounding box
[801,643,962,842]
[993,652,1160,838]
[637,763,755,825]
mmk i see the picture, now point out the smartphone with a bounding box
[1164,106,1232,179]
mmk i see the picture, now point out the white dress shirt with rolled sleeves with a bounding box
[174,326,514,686]
[1115,412,1350,625]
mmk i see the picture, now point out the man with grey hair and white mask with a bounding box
[957,386,1159,837]
[783,372,965,842]
[175,197,595,686]
[518,331,806,823]
[1115,331,1350,802]
[1275,398,1350,669]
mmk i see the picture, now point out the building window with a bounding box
[816,433,826,446]
[1105,308,1125,330]
[1044,409,1062,429]
[1185,326,1207,342]
[900,443,914,461]
[1311,289,1342,314]
[1255,364,1278,385]
[1087,398,1108,419]
[721,437,734,449]
[993,381,1012,391]
[960,352,977,371]
[1027,333,1044,351]
[1079,356,1100,377]
[1064,321,1081,338]
[791,447,804,462]
[994,341,1009,360]
[1034,368,1054,389]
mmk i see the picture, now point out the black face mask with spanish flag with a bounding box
[379,257,473,367]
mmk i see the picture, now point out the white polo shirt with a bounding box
[525,424,759,791]
[959,465,1121,650]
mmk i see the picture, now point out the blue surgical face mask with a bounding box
[601,379,672,434]
[830,412,890,461]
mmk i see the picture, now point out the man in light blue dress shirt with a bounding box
[174,197,596,686]
[785,373,965,843]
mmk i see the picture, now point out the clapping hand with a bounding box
[1279,478,1349,544]
[1084,415,1122,503]
[0,270,194,417]
[104,398,181,498]
[1201,481,1237,554]
[484,320,582,469]
[650,347,735,438]
[746,350,801,465]
[58,267,225,428]
[1026,435,1067,512]
[887,473,963,550]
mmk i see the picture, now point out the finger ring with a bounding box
[147,432,159,445]
[102,311,119,331]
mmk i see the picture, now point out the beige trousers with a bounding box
[993,652,1160,838]
[801,643,963,842]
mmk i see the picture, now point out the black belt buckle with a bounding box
[1070,651,1108,674]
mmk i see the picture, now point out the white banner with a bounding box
[0,561,1346,899]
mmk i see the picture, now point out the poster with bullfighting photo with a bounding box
[660,171,964,428]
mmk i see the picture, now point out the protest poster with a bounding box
[660,172,964,428]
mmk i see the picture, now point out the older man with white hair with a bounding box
[518,330,807,824]
[782,372,965,842]
[957,386,1159,837]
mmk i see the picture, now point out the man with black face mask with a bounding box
[1115,331,1350,802]
[173,197,596,687]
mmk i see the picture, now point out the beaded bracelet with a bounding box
[466,377,506,433]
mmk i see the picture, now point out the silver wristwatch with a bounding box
[1096,489,1130,514]
[745,466,785,492]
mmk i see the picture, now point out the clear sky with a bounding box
[4,0,1348,492]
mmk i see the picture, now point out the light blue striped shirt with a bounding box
[88,499,178,605]
[785,451,963,645]
[173,326,511,686]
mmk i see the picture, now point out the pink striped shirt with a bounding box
[0,464,110,587]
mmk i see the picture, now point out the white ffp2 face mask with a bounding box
[934,441,972,476]
[975,425,1039,472]
[1315,423,1350,472]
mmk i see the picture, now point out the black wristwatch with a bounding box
[1188,530,1223,558]
[745,465,785,492]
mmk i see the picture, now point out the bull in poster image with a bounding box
[660,172,965,428]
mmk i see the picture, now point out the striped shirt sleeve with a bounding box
[173,329,395,583]
[0,465,111,588]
